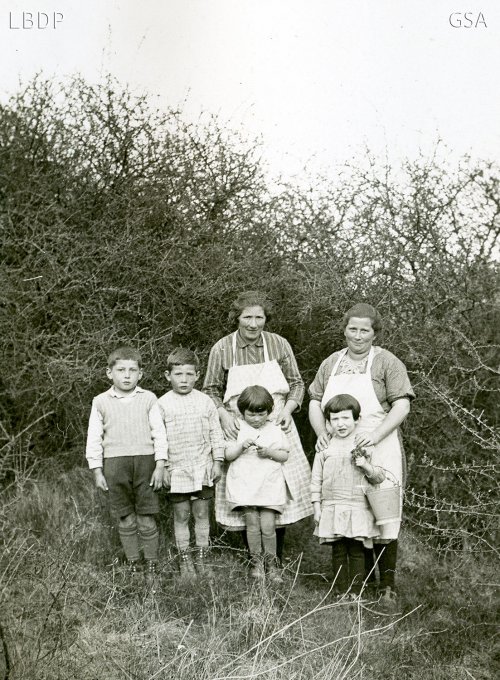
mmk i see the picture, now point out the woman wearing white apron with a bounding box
[203,291,312,561]
[309,303,414,605]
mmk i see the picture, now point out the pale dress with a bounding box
[311,433,384,545]
[226,420,289,512]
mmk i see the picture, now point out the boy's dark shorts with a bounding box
[104,455,159,518]
[169,485,214,504]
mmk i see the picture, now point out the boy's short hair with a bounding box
[237,385,274,415]
[166,347,199,372]
[323,394,361,421]
[107,346,142,368]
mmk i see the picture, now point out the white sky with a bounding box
[2,0,500,178]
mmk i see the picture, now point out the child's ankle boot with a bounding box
[249,555,265,580]
[145,559,158,588]
[265,555,284,584]
[178,550,196,582]
[194,547,214,577]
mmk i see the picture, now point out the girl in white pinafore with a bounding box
[213,331,312,530]
[225,385,290,580]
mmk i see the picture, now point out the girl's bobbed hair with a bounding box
[228,290,273,326]
[237,385,274,415]
[342,303,383,334]
[323,393,361,421]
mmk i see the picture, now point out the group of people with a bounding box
[86,292,414,603]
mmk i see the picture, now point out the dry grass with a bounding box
[0,468,497,679]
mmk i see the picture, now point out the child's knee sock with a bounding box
[364,546,376,582]
[174,518,190,552]
[118,514,140,562]
[331,539,349,592]
[192,499,210,548]
[374,540,398,590]
[137,515,159,561]
[346,539,365,594]
[244,509,262,555]
[194,516,210,548]
[260,511,277,556]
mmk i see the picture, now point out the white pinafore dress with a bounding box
[320,347,403,541]
[216,332,312,529]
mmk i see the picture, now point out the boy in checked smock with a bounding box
[158,349,225,580]
[86,346,168,579]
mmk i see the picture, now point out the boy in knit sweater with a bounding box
[158,348,225,579]
[86,346,168,577]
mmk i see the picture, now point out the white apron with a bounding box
[320,347,402,540]
[216,332,312,529]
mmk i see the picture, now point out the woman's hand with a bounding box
[355,432,377,448]
[276,400,298,433]
[315,432,330,453]
[162,467,171,489]
[218,408,240,439]
[276,409,293,433]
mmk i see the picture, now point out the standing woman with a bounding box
[308,303,414,604]
[203,291,312,561]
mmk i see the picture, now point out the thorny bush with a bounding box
[0,76,498,554]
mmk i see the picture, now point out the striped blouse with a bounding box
[202,330,305,409]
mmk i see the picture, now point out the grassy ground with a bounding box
[0,467,497,679]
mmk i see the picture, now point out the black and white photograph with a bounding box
[1,2,499,678]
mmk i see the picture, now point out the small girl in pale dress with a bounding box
[311,394,385,597]
[225,385,289,582]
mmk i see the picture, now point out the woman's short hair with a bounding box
[323,394,361,421]
[228,290,273,326]
[237,385,274,415]
[342,303,383,334]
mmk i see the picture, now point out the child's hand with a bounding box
[93,469,108,492]
[242,438,256,451]
[354,455,368,468]
[212,461,223,483]
[150,464,164,492]
[256,446,271,459]
[313,505,322,525]
[351,444,369,462]
[162,468,171,489]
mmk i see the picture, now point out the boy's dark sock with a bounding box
[138,525,159,561]
[374,540,398,590]
[118,524,140,562]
